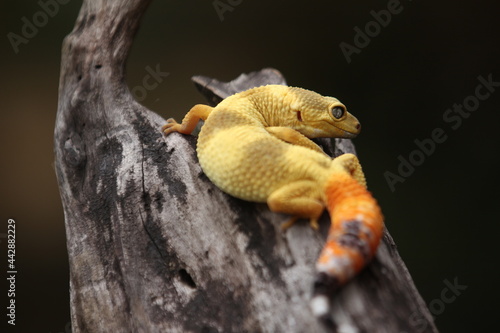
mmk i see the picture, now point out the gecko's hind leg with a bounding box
[268,181,324,231]
[332,153,366,188]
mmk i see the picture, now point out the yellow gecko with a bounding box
[162,84,384,321]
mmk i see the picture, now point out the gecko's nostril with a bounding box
[356,123,361,130]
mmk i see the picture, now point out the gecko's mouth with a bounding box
[330,119,360,139]
[342,132,358,139]
[335,127,359,139]
[309,121,360,139]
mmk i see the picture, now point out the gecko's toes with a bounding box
[281,216,299,231]
[309,219,319,231]
[162,119,180,135]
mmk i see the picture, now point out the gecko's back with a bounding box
[197,87,333,203]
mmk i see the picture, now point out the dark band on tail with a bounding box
[311,170,384,323]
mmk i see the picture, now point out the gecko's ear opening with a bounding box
[296,111,303,121]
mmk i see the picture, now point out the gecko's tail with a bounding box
[310,165,384,321]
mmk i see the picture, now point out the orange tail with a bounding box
[311,172,384,319]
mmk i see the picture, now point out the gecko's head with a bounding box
[285,87,361,139]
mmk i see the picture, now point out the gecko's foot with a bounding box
[162,118,181,135]
[281,217,299,231]
[281,217,319,231]
[309,219,319,231]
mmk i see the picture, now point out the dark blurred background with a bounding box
[1,0,499,332]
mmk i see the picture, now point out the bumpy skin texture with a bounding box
[162,85,384,319]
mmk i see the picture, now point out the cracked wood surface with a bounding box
[54,1,439,332]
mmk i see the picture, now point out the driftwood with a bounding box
[54,1,439,332]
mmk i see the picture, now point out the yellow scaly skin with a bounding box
[162,84,383,321]
[163,85,362,225]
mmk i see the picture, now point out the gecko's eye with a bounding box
[331,106,345,119]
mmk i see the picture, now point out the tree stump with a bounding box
[54,1,439,332]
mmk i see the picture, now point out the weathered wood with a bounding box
[54,1,439,332]
[192,68,288,105]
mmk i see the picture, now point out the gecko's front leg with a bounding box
[162,104,213,135]
[265,126,327,155]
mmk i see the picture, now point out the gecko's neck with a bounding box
[245,85,295,127]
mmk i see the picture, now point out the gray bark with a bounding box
[54,1,439,332]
